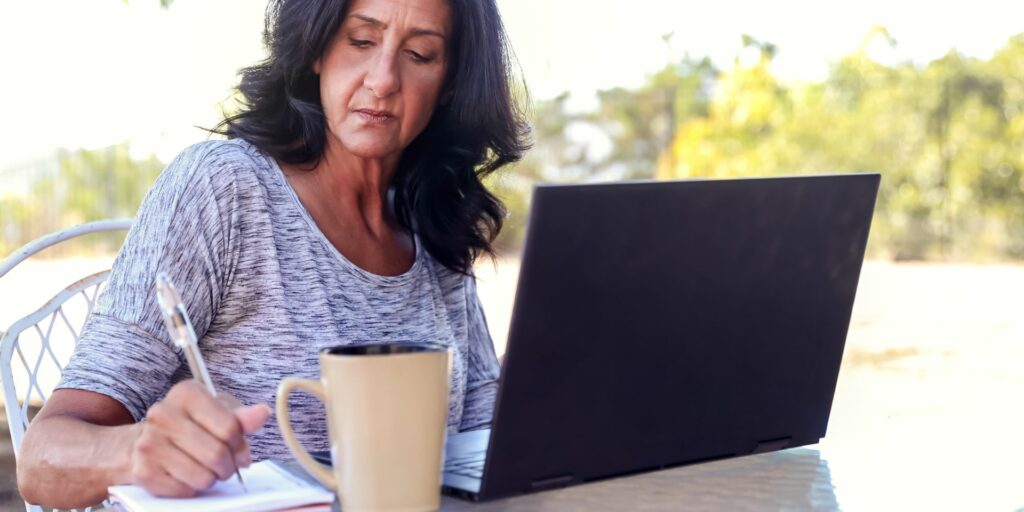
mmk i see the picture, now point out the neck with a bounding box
[302,141,403,237]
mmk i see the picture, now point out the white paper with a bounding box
[108,461,334,512]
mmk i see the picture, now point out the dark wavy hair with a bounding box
[211,0,530,274]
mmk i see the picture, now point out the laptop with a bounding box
[317,173,880,501]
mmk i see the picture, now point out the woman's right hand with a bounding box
[129,380,271,497]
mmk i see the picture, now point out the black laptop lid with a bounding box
[481,174,879,499]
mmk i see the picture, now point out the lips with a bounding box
[354,109,395,124]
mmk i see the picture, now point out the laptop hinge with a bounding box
[529,474,574,491]
[752,436,792,454]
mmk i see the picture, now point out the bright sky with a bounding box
[1,0,1021,168]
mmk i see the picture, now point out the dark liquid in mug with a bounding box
[322,343,447,356]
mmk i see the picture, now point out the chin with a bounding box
[344,144,398,160]
[339,134,401,160]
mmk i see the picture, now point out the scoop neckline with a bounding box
[260,148,424,287]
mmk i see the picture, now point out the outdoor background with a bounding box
[1,0,1023,509]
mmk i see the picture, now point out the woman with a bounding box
[17,0,528,506]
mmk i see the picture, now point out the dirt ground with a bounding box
[1,257,1022,509]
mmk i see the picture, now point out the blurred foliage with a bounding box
[497,30,1024,261]
[0,145,161,257]
[4,29,1024,262]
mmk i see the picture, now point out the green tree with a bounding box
[0,143,163,257]
[592,56,717,180]
[655,30,1024,261]
[489,92,586,251]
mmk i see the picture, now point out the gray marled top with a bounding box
[57,138,501,460]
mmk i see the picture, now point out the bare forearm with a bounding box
[17,416,141,508]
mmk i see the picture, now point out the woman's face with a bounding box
[315,0,451,161]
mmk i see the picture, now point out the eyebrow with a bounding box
[348,13,446,40]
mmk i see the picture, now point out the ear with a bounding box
[313,58,322,75]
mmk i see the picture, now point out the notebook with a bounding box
[108,460,334,512]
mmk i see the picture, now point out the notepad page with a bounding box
[108,461,334,512]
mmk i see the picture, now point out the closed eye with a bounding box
[349,37,373,48]
[407,50,433,64]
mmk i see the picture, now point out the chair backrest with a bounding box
[0,219,132,512]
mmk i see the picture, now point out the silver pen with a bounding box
[155,272,247,491]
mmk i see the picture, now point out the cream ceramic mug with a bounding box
[276,343,451,512]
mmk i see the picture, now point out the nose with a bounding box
[364,50,400,98]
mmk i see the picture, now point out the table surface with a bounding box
[285,438,1024,511]
[96,438,1024,511]
[435,446,836,512]
[104,448,836,511]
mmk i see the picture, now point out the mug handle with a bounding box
[276,377,337,489]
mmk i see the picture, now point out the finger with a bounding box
[134,461,197,498]
[218,393,242,410]
[168,383,247,474]
[167,382,241,452]
[216,393,248,465]
[235,404,271,434]
[232,405,271,467]
[164,414,239,480]
[235,438,252,468]
[133,442,200,497]
[152,440,219,491]
[181,388,246,454]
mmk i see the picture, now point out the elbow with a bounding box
[17,459,100,510]
[16,473,41,508]
[16,427,101,509]
[16,425,41,504]
[16,427,52,508]
[16,452,46,507]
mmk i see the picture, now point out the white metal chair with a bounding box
[0,219,133,512]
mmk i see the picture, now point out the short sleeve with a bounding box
[57,141,242,421]
[458,275,502,431]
